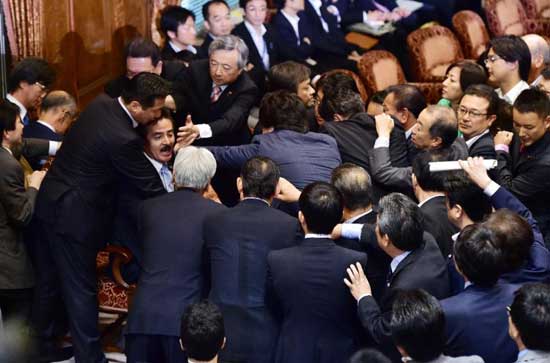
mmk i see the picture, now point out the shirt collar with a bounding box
[391,250,412,273]
[344,209,373,224]
[118,97,138,128]
[242,196,271,206]
[418,194,445,208]
[496,80,530,105]
[464,129,489,148]
[36,120,57,133]
[531,75,543,87]
[305,233,331,239]
[211,82,228,92]
[6,93,27,120]
[169,41,197,54]
[405,127,414,140]
[143,152,165,174]
[281,9,300,24]
[244,20,267,37]
[308,0,322,10]
[517,349,532,360]
[1,145,12,155]
[452,232,459,242]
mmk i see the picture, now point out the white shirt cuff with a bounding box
[357,293,372,305]
[483,181,500,197]
[341,223,363,240]
[196,124,212,139]
[48,141,61,156]
[374,136,390,149]
[363,11,369,23]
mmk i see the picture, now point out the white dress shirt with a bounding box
[308,0,330,32]
[144,153,173,192]
[169,41,197,55]
[496,80,529,105]
[244,20,270,70]
[281,9,301,45]
[464,129,489,149]
[6,93,27,122]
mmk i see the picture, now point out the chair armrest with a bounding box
[103,245,134,289]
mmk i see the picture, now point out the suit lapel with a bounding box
[242,26,263,68]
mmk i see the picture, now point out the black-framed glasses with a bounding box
[484,55,504,65]
[457,106,488,118]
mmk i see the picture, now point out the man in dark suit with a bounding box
[204,156,301,363]
[34,73,170,363]
[159,6,198,64]
[233,0,281,94]
[268,182,367,363]
[197,0,234,59]
[494,88,550,246]
[331,164,390,301]
[343,193,450,360]
[22,90,77,169]
[458,84,498,159]
[126,147,225,363]
[0,101,48,326]
[412,149,458,257]
[441,224,520,363]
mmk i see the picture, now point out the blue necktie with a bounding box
[23,114,30,126]
[160,165,174,192]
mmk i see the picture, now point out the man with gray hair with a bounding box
[173,34,258,147]
[522,34,550,86]
[125,146,225,363]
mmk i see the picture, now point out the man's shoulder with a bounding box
[232,22,248,36]
[0,149,19,172]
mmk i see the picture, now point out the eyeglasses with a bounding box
[34,82,47,90]
[484,55,504,65]
[457,106,488,119]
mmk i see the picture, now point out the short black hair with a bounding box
[180,301,225,361]
[7,57,55,93]
[137,107,175,139]
[0,100,21,134]
[390,289,445,362]
[377,193,424,251]
[259,90,308,132]
[510,283,550,351]
[267,61,311,93]
[453,224,504,287]
[369,90,388,105]
[445,176,492,223]
[462,84,500,116]
[513,87,550,120]
[121,72,171,108]
[40,91,77,115]
[425,106,458,148]
[240,0,267,8]
[385,84,426,118]
[240,156,280,200]
[316,72,358,97]
[299,182,343,234]
[489,35,532,81]
[349,349,391,363]
[202,0,229,21]
[446,60,488,92]
[412,149,454,192]
[160,6,195,38]
[124,38,161,66]
[483,209,534,273]
[331,163,373,212]
[318,88,364,121]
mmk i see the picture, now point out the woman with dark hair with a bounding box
[439,60,488,109]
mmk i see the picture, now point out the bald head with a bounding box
[522,34,550,82]
[413,105,458,150]
[331,163,373,213]
[39,90,77,135]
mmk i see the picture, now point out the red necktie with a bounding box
[210,86,222,103]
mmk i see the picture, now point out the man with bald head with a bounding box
[370,105,467,194]
[522,34,550,86]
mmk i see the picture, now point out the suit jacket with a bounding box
[126,189,225,336]
[35,95,165,247]
[172,59,258,145]
[268,238,367,363]
[232,22,281,94]
[22,121,63,170]
[204,198,302,363]
[467,132,496,159]
[271,11,315,63]
[196,34,214,59]
[160,43,197,64]
[357,233,450,358]
[208,129,341,190]
[514,350,550,363]
[420,195,457,258]
[0,139,48,289]
[441,283,520,363]
[336,212,392,301]
[496,132,550,244]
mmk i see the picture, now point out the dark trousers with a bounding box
[47,228,107,363]
[126,334,186,363]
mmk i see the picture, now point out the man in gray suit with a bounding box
[390,289,484,363]
[509,283,550,363]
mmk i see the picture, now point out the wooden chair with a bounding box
[520,0,550,36]
[452,11,491,60]
[406,25,464,83]
[484,0,538,36]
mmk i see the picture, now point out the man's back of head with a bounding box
[384,84,426,129]
[239,156,280,201]
[39,90,78,135]
[299,182,343,235]
[259,90,308,132]
[445,175,492,228]
[124,38,162,79]
[318,88,364,122]
[330,163,373,214]
[180,301,225,362]
[412,149,454,194]
[173,146,217,192]
[521,34,549,82]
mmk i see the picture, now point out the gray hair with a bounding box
[208,34,249,69]
[173,146,217,190]
[41,90,77,116]
[522,34,550,64]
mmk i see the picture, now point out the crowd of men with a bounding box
[1,0,550,363]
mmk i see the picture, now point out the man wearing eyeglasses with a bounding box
[6,57,55,126]
[457,84,498,159]
[484,35,531,105]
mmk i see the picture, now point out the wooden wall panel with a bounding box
[41,0,152,108]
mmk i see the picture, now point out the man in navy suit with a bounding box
[441,223,520,363]
[204,156,302,363]
[126,147,226,363]
[22,90,77,169]
[197,0,234,59]
[268,182,367,363]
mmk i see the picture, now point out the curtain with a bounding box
[3,0,43,61]
[151,0,180,46]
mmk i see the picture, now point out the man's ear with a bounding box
[430,136,442,149]
[236,176,243,194]
[334,113,345,122]
[411,173,418,189]
[154,60,163,76]
[397,108,409,125]
[127,100,143,114]
[167,30,176,41]
[487,114,497,128]
[298,211,305,227]
[544,115,550,130]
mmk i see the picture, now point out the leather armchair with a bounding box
[452,10,491,60]
[520,0,550,36]
[484,0,539,36]
[321,68,369,103]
